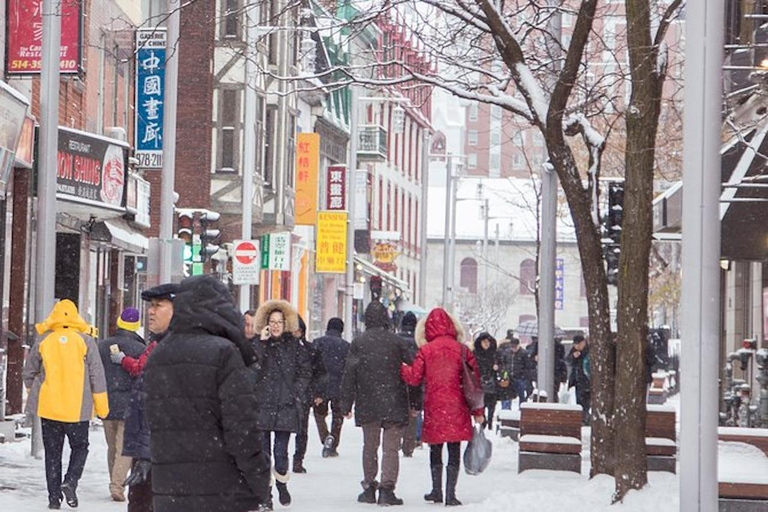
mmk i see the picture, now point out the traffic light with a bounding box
[199,210,221,261]
[370,276,383,300]
[177,211,194,263]
[602,180,624,286]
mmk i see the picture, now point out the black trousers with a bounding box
[313,399,344,451]
[41,419,90,502]
[294,403,311,462]
[430,442,461,468]
[483,393,496,429]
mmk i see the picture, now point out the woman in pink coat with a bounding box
[401,308,484,506]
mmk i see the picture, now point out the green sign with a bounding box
[192,262,204,276]
[260,235,270,269]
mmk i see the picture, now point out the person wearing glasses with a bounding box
[252,300,313,510]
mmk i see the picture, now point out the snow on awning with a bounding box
[354,256,411,296]
[91,219,148,254]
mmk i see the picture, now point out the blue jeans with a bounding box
[514,379,528,406]
[501,400,512,410]
[262,431,291,476]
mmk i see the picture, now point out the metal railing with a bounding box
[357,125,387,160]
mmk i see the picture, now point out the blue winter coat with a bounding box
[98,329,145,420]
[314,329,350,400]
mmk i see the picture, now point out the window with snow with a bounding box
[460,258,478,294]
[468,130,478,146]
[468,153,478,169]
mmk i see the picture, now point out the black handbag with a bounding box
[461,346,485,411]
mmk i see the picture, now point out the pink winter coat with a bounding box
[401,308,483,444]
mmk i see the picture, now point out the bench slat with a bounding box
[719,482,768,500]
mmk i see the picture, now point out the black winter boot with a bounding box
[276,481,291,506]
[377,487,404,506]
[424,465,443,503]
[60,481,78,508]
[358,483,377,504]
[444,465,462,506]
[292,458,307,473]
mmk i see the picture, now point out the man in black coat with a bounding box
[340,301,414,506]
[313,317,349,457]
[144,276,269,512]
[473,332,497,429]
[398,312,423,455]
[98,308,145,502]
[566,335,590,424]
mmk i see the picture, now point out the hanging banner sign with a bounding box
[555,258,564,310]
[232,239,261,285]
[135,28,166,168]
[56,127,128,211]
[295,133,320,225]
[268,232,291,271]
[316,211,347,273]
[326,165,346,210]
[354,170,368,230]
[6,0,82,75]
[260,235,271,269]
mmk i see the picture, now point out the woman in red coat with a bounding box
[401,308,484,506]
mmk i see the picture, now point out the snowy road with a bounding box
[0,415,679,511]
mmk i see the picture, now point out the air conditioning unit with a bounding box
[105,126,127,141]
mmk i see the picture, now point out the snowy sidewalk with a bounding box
[0,416,680,511]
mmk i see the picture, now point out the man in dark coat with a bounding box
[313,317,349,457]
[292,316,328,473]
[144,276,269,512]
[567,335,591,424]
[398,312,423,456]
[497,336,534,408]
[340,301,414,506]
[473,332,497,429]
[98,308,145,501]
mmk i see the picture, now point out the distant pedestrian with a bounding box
[340,301,414,506]
[398,312,423,456]
[293,315,328,473]
[496,335,533,408]
[98,308,146,502]
[473,332,498,429]
[401,308,484,507]
[252,300,313,508]
[567,335,591,424]
[23,299,110,510]
[244,309,258,343]
[526,334,567,400]
[144,275,269,512]
[117,283,178,512]
[313,317,350,457]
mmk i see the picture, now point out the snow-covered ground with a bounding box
[0,413,683,512]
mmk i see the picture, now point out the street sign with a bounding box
[316,211,348,273]
[555,258,564,310]
[326,165,346,210]
[268,232,291,271]
[232,240,260,285]
[295,133,320,224]
[135,29,167,169]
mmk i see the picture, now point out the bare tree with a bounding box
[457,281,518,339]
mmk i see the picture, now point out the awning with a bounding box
[354,256,412,297]
[91,219,148,254]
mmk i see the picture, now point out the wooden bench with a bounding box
[645,405,676,473]
[648,372,668,405]
[496,410,520,441]
[718,429,768,512]
[518,403,583,474]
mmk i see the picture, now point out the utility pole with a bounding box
[32,0,62,459]
[448,172,459,312]
[159,0,180,282]
[345,86,359,336]
[419,131,431,308]
[442,155,453,310]
[239,1,257,312]
[483,198,489,295]
[679,1,722,509]
[538,0,562,402]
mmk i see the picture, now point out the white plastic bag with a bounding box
[463,424,492,475]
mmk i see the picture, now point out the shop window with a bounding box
[520,258,536,295]
[460,257,478,294]
[222,0,241,39]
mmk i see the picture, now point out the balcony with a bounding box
[358,125,388,161]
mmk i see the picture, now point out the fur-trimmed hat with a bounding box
[254,299,300,333]
[415,308,466,347]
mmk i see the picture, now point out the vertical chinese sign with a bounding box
[555,258,564,310]
[135,29,166,169]
[295,133,319,225]
[268,232,291,271]
[316,211,347,273]
[6,0,82,74]
[325,165,346,210]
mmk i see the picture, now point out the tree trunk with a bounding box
[613,0,666,500]
[547,146,616,476]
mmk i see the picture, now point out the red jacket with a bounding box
[401,309,482,444]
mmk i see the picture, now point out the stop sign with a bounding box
[234,241,259,265]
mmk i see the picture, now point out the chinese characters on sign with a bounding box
[135,29,167,168]
[316,211,348,273]
[268,233,291,271]
[295,133,320,225]
[326,165,346,210]
[555,258,564,310]
[6,0,82,74]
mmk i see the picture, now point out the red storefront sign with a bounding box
[326,165,346,210]
[6,0,82,75]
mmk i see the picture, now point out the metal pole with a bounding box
[159,0,180,283]
[483,198,489,296]
[239,1,257,312]
[680,0,722,509]
[32,0,62,459]
[448,169,458,313]
[442,155,453,309]
[275,0,289,226]
[538,0,561,402]
[345,86,359,335]
[419,131,431,307]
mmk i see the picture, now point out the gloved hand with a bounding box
[123,459,151,487]
[110,351,126,365]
